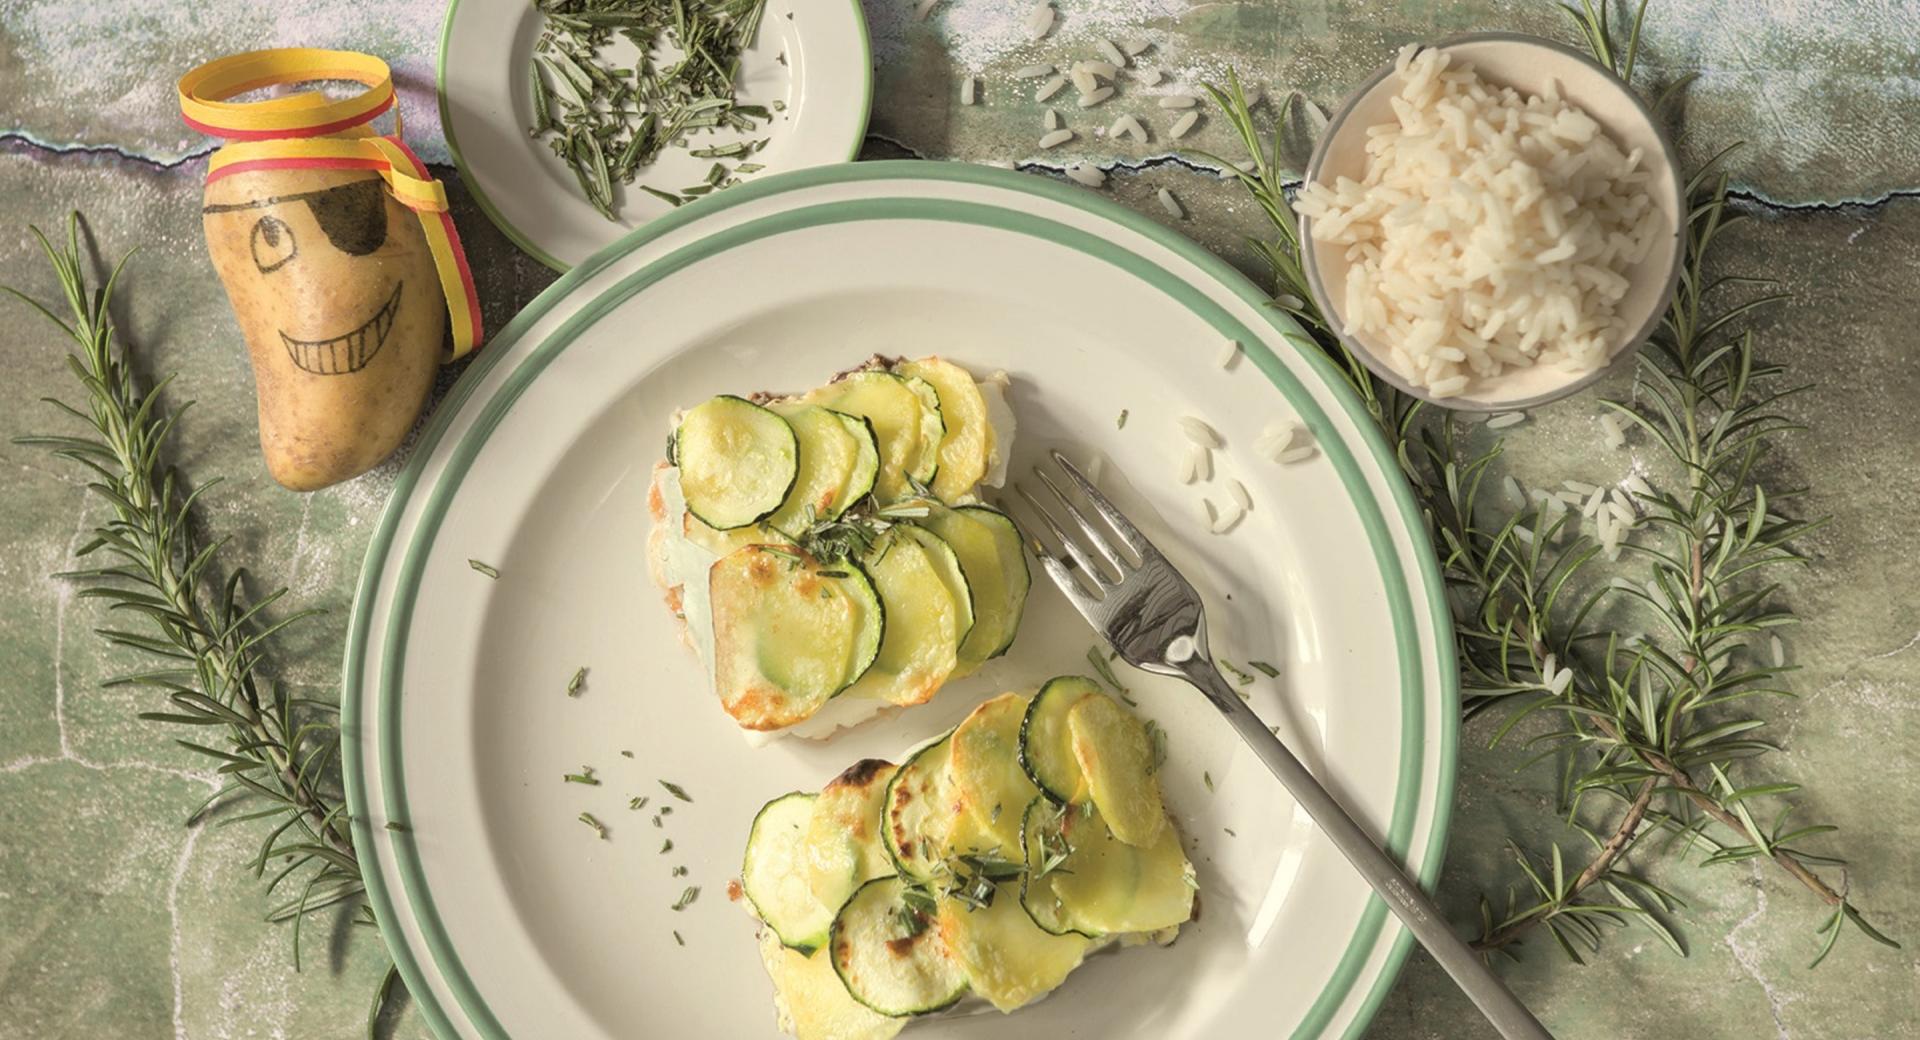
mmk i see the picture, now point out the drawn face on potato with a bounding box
[201,168,445,491]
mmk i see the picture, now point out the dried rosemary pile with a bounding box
[528,0,774,218]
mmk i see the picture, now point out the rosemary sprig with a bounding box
[527,0,772,219]
[8,215,398,1027]
[1203,0,1896,966]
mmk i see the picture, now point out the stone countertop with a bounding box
[1,2,1915,1038]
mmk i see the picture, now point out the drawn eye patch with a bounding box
[206,178,391,268]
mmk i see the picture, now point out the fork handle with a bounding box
[1180,660,1554,1040]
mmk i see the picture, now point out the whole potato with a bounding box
[201,167,445,491]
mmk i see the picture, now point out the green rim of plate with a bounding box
[435,0,876,273]
[342,160,1458,1040]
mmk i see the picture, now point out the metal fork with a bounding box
[1015,450,1553,1040]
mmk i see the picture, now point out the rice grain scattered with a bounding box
[1770,634,1785,667]
[1123,37,1153,56]
[1600,412,1626,449]
[960,77,977,106]
[1210,500,1245,534]
[1069,67,1098,95]
[1065,163,1106,187]
[1191,444,1213,482]
[1025,2,1055,40]
[1178,416,1223,448]
[1158,94,1199,109]
[1045,108,1061,130]
[1140,68,1164,87]
[1156,187,1184,219]
[1215,338,1239,369]
[1035,75,1066,102]
[1014,63,1055,79]
[1486,411,1527,430]
[1228,478,1252,511]
[1038,128,1075,149]
[1077,87,1115,109]
[1169,111,1199,138]
[1078,60,1119,81]
[1098,39,1130,68]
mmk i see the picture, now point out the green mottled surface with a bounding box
[1,2,1915,1038]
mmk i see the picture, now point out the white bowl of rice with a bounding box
[1296,33,1685,409]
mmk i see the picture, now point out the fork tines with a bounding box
[1011,450,1156,601]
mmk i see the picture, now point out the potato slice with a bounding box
[948,692,1039,853]
[1067,693,1166,847]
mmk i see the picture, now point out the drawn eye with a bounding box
[250,215,297,273]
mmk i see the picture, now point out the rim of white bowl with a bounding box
[1297,31,1689,412]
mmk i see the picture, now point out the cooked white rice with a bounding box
[1294,45,1662,396]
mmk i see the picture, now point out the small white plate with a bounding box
[437,0,871,270]
[345,162,1457,1040]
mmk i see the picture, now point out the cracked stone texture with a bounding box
[0,2,1915,1038]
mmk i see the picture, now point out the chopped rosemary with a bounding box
[468,559,500,579]
[579,812,608,839]
[629,795,649,810]
[526,0,773,220]
[672,865,689,877]
[385,821,410,832]
[1117,408,1129,429]
[566,666,588,696]
[673,930,685,946]
[1085,645,1133,703]
[1224,827,1237,838]
[620,750,635,759]
[1219,659,1254,686]
[563,766,600,785]
[671,885,701,911]
[1249,660,1280,678]
[660,838,674,854]
[1144,719,1169,775]
[1203,771,1215,792]
[660,780,694,802]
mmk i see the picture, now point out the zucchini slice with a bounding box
[712,547,884,730]
[897,375,947,491]
[896,357,990,502]
[949,693,1040,853]
[759,931,905,1040]
[881,734,961,883]
[673,395,799,530]
[805,759,899,914]
[744,792,836,953]
[1024,799,1195,937]
[1068,692,1167,847]
[842,533,962,707]
[765,403,880,526]
[829,876,969,1017]
[1019,676,1100,803]
[806,371,942,502]
[895,524,974,653]
[935,888,1090,1013]
[915,504,1031,670]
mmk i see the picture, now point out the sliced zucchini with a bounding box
[1068,693,1167,848]
[949,693,1040,853]
[1017,798,1091,937]
[759,931,905,1040]
[712,547,884,730]
[882,734,961,883]
[806,371,941,502]
[935,888,1090,1012]
[805,759,899,913]
[829,876,969,1017]
[896,357,991,503]
[1024,799,1194,937]
[898,375,947,491]
[1019,676,1099,803]
[895,524,974,653]
[915,504,1031,670]
[764,404,879,526]
[673,395,798,530]
[841,533,962,707]
[744,792,836,953]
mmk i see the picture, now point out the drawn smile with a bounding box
[278,282,402,375]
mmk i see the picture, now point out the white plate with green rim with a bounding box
[344,161,1457,1040]
[437,0,871,271]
